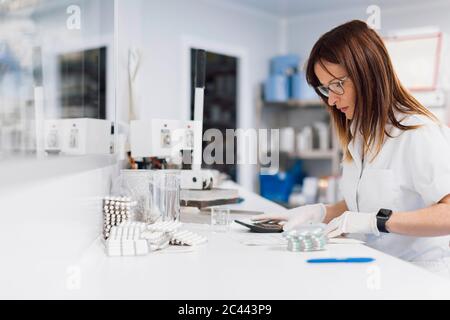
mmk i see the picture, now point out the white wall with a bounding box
[34,0,115,120]
[119,0,280,121]
[117,0,281,190]
[286,1,450,73]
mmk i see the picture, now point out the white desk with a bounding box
[3,182,448,299]
[63,182,450,300]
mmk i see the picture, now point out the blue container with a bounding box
[259,161,304,203]
[291,72,318,101]
[260,173,295,203]
[270,55,300,75]
[264,75,289,102]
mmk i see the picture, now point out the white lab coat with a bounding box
[340,113,450,263]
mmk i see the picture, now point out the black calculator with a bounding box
[234,220,284,233]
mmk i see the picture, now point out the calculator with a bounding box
[234,220,284,233]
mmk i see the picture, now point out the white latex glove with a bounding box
[251,203,327,231]
[325,211,380,238]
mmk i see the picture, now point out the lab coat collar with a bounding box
[347,109,414,169]
[348,121,364,169]
[347,118,393,169]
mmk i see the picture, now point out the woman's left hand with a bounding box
[325,211,380,238]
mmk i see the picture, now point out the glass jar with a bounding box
[111,170,153,223]
[151,170,181,222]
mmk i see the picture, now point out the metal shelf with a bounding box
[297,150,336,160]
[256,92,342,177]
[263,99,326,109]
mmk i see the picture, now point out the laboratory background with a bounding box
[1,0,450,300]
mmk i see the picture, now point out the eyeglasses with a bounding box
[316,76,349,97]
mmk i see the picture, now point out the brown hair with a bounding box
[305,20,438,162]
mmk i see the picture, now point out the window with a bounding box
[0,0,115,165]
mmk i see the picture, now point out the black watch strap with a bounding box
[377,209,393,233]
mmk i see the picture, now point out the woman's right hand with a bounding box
[251,212,290,223]
[251,203,327,231]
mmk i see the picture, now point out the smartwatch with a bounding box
[376,209,393,233]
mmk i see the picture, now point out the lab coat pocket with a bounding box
[358,169,400,212]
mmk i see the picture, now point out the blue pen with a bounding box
[307,258,375,264]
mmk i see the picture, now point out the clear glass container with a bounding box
[111,170,153,223]
[152,170,181,222]
[210,207,230,233]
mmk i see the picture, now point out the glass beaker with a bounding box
[210,207,230,233]
[111,170,153,223]
[152,170,181,222]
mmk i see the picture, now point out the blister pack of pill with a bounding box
[147,221,182,233]
[170,230,208,247]
[103,197,133,240]
[106,222,148,257]
[105,221,207,257]
[141,231,172,251]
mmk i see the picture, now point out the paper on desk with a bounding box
[238,235,287,246]
[155,245,204,254]
[328,237,366,245]
[237,235,365,246]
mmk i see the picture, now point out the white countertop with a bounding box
[70,224,450,300]
[66,182,450,300]
[4,181,449,299]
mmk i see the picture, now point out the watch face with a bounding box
[377,210,392,234]
[379,209,393,218]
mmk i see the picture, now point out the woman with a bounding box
[254,20,450,276]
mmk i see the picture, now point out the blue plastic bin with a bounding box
[260,161,304,203]
[270,55,300,75]
[291,72,318,101]
[264,75,289,102]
